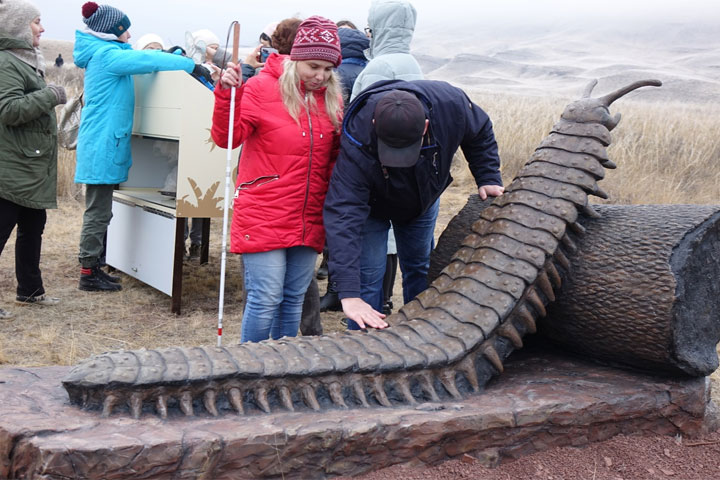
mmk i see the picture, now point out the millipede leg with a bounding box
[156,394,168,419]
[204,389,219,417]
[180,391,194,417]
[101,394,117,418]
[129,392,143,419]
[228,387,244,415]
[302,385,320,411]
[372,376,392,407]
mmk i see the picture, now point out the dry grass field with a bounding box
[2,44,720,369]
[1,85,717,369]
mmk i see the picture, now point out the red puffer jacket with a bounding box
[212,54,341,254]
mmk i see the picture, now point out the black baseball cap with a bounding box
[373,90,426,168]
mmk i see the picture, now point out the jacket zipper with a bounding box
[301,92,314,245]
[236,175,280,192]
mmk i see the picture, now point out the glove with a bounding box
[47,84,67,105]
[164,46,186,56]
[191,63,214,86]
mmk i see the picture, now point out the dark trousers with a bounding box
[78,184,114,268]
[0,197,46,297]
[382,254,398,305]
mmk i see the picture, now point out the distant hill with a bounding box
[40,21,720,105]
[41,39,74,66]
[412,21,720,104]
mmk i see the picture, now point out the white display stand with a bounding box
[106,70,239,313]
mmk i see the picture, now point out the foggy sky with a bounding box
[30,0,720,47]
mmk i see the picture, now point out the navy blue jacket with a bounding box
[324,79,502,299]
[337,28,369,100]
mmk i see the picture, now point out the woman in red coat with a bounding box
[212,16,343,342]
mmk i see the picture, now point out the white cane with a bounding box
[218,22,240,347]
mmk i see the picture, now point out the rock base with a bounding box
[0,347,710,479]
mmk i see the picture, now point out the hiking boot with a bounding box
[79,265,122,292]
[98,267,121,283]
[187,243,201,260]
[319,290,342,312]
[316,265,328,280]
[382,300,393,315]
[15,294,60,306]
[316,249,329,279]
[0,308,13,319]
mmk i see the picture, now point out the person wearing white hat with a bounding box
[191,28,219,62]
[134,32,164,51]
[190,28,223,84]
[258,21,278,46]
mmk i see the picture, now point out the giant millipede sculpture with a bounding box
[63,79,666,419]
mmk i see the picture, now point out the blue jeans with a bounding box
[241,246,317,342]
[348,199,439,330]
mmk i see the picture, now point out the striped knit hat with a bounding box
[290,16,341,67]
[81,2,131,37]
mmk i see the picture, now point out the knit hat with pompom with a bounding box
[81,2,130,37]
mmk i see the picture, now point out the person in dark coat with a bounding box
[336,26,369,101]
[323,80,504,330]
[317,23,370,313]
[54,52,63,66]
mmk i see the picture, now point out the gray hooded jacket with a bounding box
[350,0,423,100]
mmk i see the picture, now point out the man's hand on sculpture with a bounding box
[478,184,505,200]
[341,297,389,330]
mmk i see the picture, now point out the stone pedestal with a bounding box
[0,348,710,479]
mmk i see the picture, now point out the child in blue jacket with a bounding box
[73,2,201,291]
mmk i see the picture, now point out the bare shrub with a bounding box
[456,92,719,206]
[45,65,85,199]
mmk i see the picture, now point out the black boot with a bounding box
[382,300,393,315]
[99,266,122,283]
[316,248,329,280]
[79,265,122,292]
[319,281,342,312]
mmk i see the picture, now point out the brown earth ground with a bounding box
[341,431,720,480]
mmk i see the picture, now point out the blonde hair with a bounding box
[279,58,343,131]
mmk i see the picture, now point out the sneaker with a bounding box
[79,265,122,292]
[15,294,60,306]
[0,308,13,319]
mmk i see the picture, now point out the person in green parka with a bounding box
[0,0,67,319]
